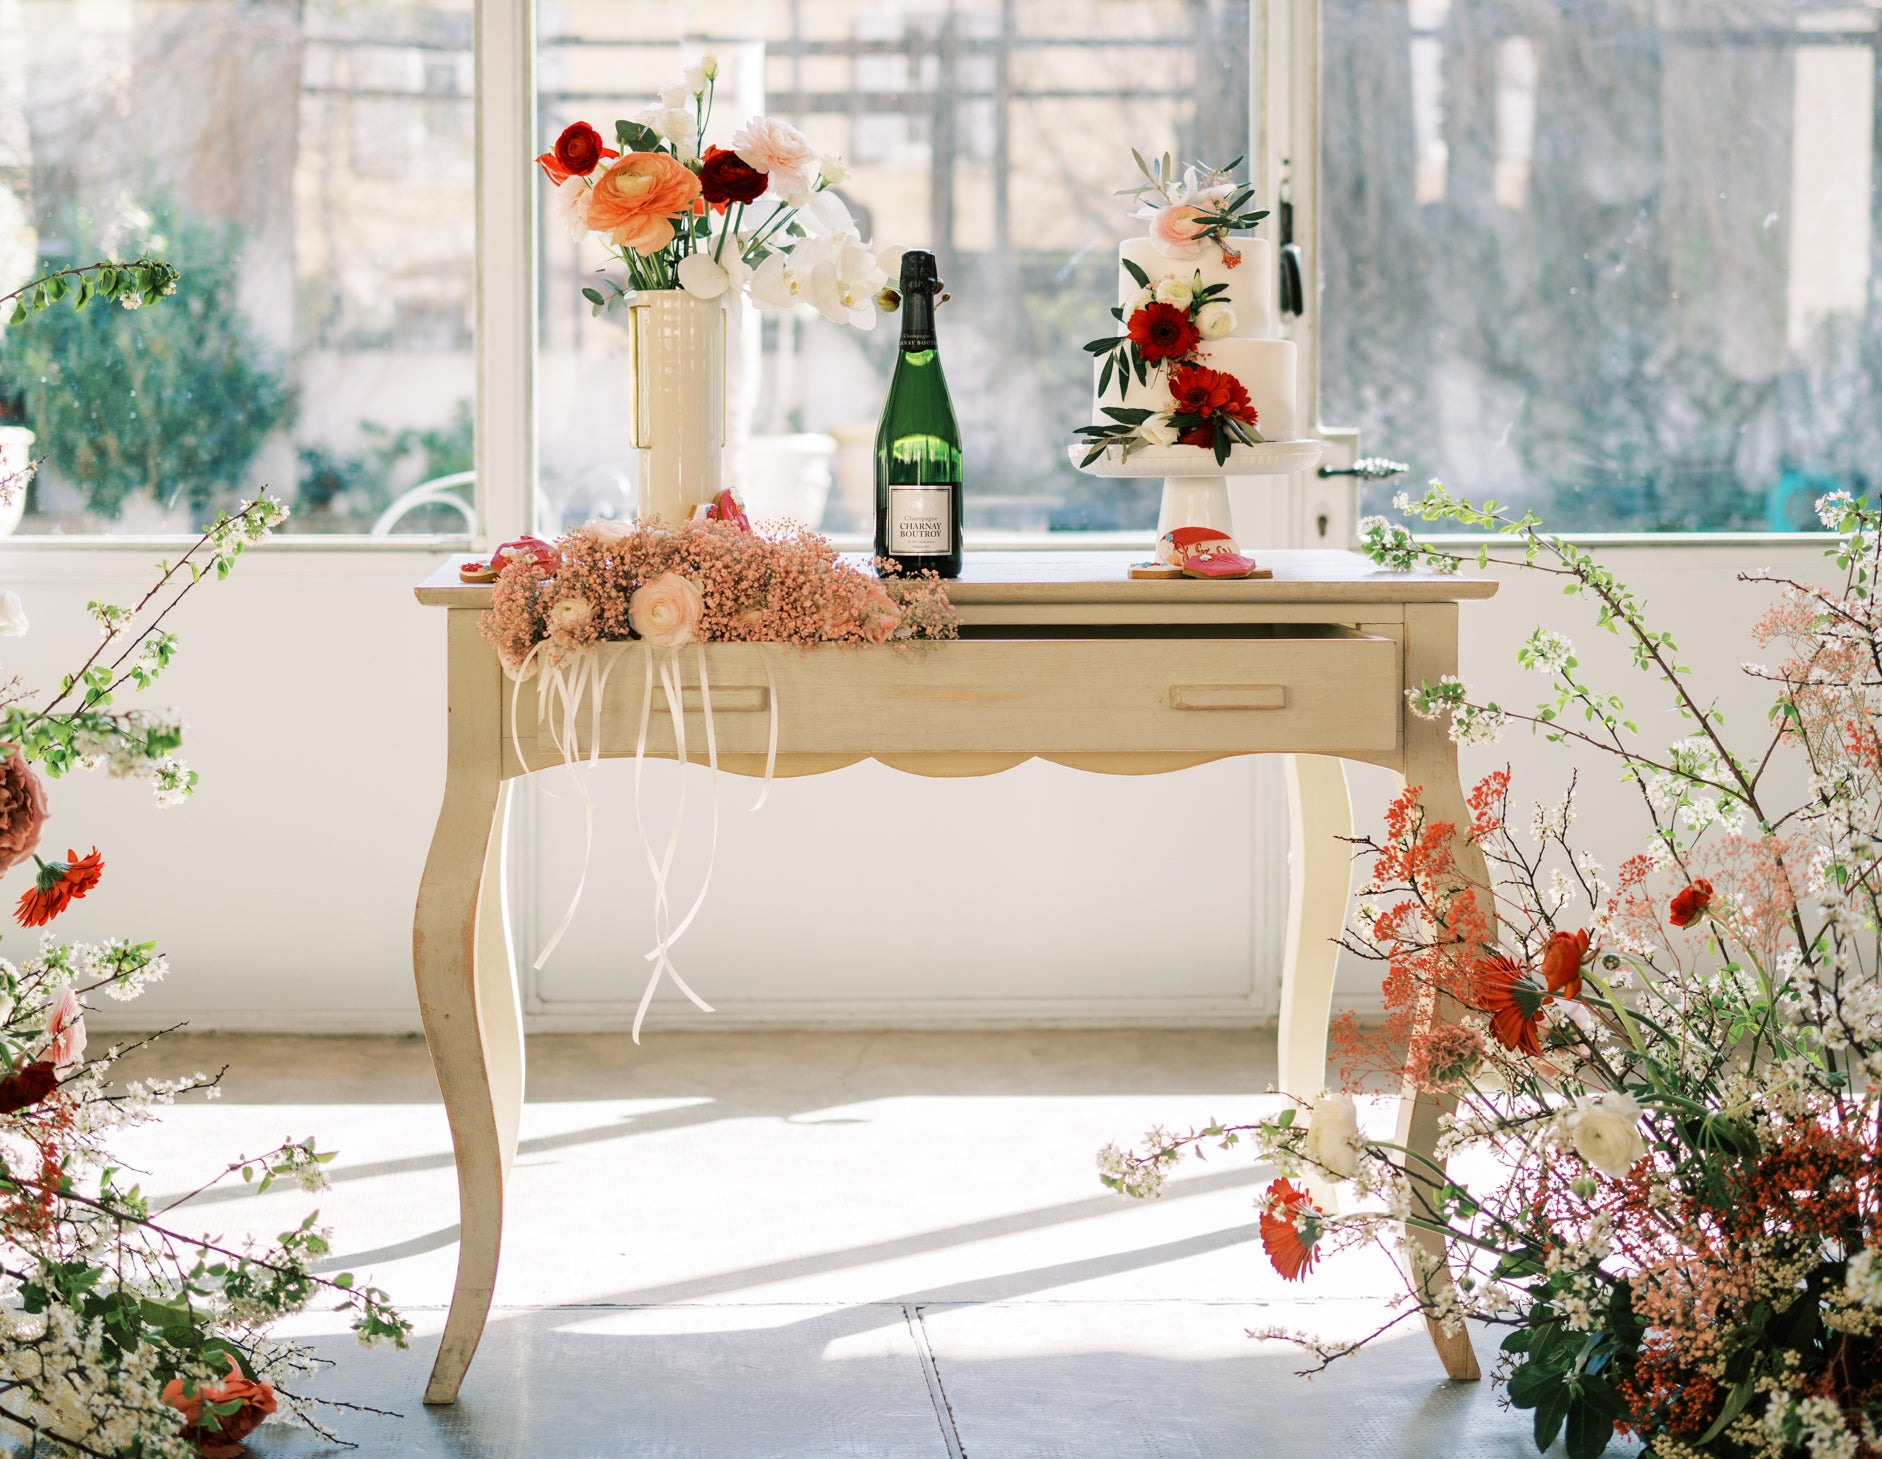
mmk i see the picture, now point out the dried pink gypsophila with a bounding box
[478,519,958,669]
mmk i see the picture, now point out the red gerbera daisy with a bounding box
[1473,951,1548,1056]
[16,847,103,929]
[1259,1177,1322,1282]
[1126,301,1202,364]
[1167,363,1258,424]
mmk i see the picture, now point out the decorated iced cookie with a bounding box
[1182,552,1267,580]
[698,489,752,531]
[457,560,500,584]
[1156,525,1238,567]
[1128,560,1186,580]
[463,536,558,584]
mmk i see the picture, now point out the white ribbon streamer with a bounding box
[508,636,785,1039]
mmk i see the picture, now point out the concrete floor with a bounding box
[97,1030,1600,1458]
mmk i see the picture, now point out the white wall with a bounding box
[0,537,1836,1033]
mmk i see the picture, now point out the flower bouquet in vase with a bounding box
[539,58,901,525]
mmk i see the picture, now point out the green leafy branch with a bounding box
[2,259,180,326]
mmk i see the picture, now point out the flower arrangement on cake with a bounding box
[1101,484,1882,1459]
[538,59,901,325]
[0,265,407,1457]
[1074,152,1300,467]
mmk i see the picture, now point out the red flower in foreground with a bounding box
[1474,952,1547,1057]
[536,120,617,184]
[162,1354,278,1459]
[1259,1178,1322,1282]
[1127,301,1201,364]
[699,144,767,212]
[1538,928,1591,1001]
[1669,878,1713,929]
[1168,363,1257,424]
[15,847,103,929]
[0,1060,56,1116]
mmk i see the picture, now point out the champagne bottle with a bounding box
[874,250,963,578]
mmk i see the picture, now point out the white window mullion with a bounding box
[474,0,536,547]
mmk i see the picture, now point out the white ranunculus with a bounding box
[1127,286,1154,317]
[1195,301,1237,338]
[1302,1093,1361,1180]
[0,591,28,639]
[1135,417,1178,447]
[1154,276,1194,307]
[1567,1092,1645,1177]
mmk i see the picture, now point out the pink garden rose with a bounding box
[0,748,47,874]
[47,987,85,1070]
[1147,202,1208,259]
[629,573,704,648]
[861,589,902,644]
[730,116,819,199]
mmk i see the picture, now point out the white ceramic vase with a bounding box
[626,289,727,524]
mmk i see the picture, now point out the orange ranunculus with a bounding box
[1669,878,1714,929]
[1539,928,1591,1001]
[1259,1177,1321,1282]
[15,846,103,928]
[1474,952,1547,1057]
[162,1354,278,1459]
[585,152,704,256]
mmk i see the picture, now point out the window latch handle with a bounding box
[1317,456,1409,481]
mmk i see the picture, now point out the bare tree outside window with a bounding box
[1322,0,1882,533]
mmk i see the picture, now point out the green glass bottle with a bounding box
[874,250,963,578]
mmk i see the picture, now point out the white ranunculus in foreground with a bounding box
[1154,276,1194,307]
[0,590,28,638]
[1135,418,1178,448]
[1302,1092,1361,1179]
[1195,301,1237,338]
[1567,1092,1645,1177]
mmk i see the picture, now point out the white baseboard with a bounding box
[83,990,1384,1037]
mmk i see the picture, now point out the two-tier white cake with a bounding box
[1090,235,1298,444]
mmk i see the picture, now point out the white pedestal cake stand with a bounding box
[1068,439,1326,540]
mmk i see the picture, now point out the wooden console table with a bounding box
[412,549,1497,1404]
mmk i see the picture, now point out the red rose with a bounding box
[699,145,767,212]
[1168,363,1257,424]
[1126,301,1201,364]
[1669,878,1713,929]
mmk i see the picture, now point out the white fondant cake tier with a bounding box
[1118,235,1274,339]
[1092,336,1298,443]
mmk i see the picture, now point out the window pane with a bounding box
[0,0,474,536]
[535,0,1249,536]
[1322,0,1879,532]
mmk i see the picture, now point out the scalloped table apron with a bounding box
[410,549,1499,1404]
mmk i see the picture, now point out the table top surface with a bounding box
[414,549,1497,607]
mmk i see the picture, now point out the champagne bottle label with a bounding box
[887,484,952,554]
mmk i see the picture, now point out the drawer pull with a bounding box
[1170,684,1287,711]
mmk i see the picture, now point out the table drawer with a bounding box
[509,634,1401,763]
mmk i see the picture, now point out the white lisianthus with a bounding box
[1135,417,1178,448]
[552,175,594,242]
[641,104,699,163]
[658,84,689,109]
[1567,1092,1645,1177]
[1302,1093,1361,1179]
[682,64,708,95]
[1154,276,1194,307]
[0,590,28,638]
[701,52,720,80]
[1195,301,1237,338]
[819,155,851,187]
